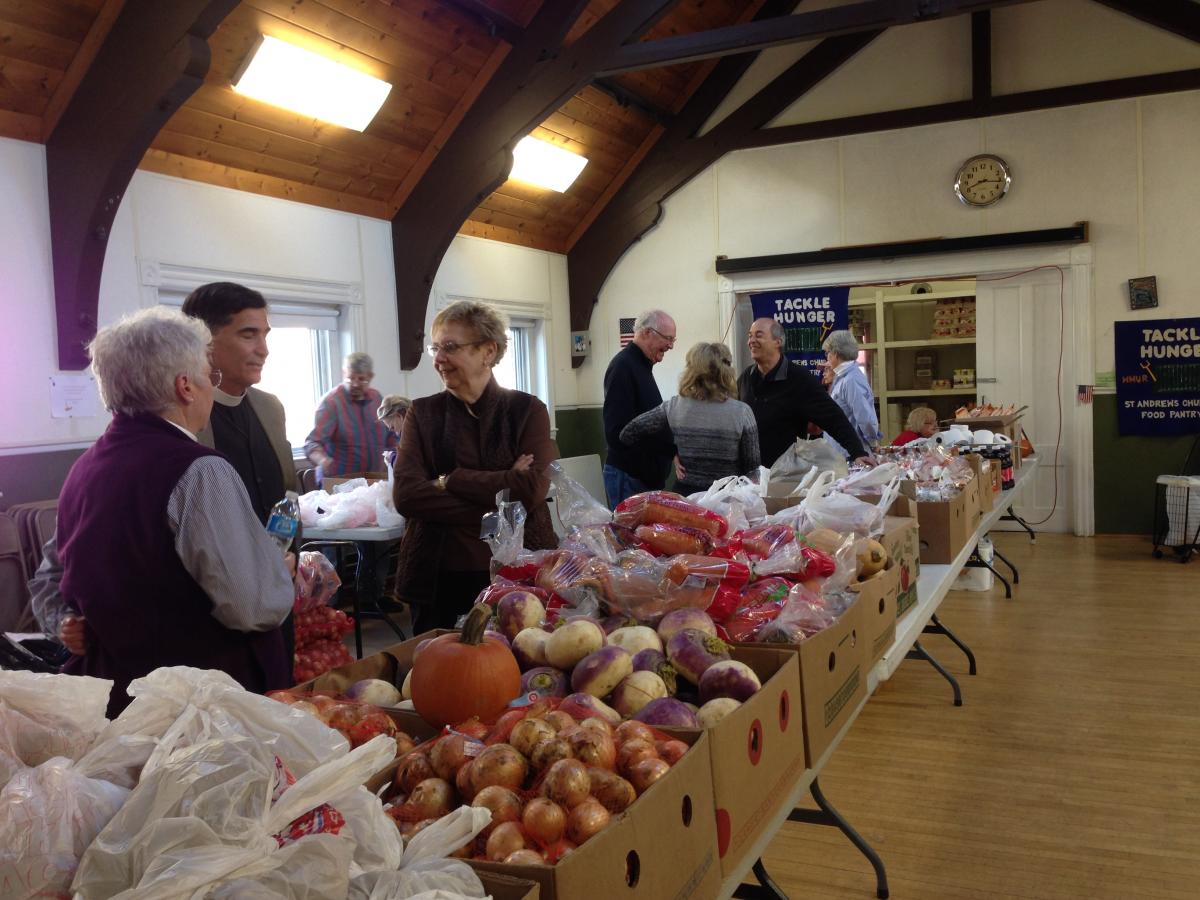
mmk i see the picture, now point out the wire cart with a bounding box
[1153,435,1200,563]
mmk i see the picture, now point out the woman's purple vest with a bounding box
[58,413,289,716]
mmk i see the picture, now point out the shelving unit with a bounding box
[847,281,978,439]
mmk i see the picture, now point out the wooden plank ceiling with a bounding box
[0,0,761,254]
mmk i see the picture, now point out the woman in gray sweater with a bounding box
[620,342,760,496]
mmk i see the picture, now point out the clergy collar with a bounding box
[213,387,246,407]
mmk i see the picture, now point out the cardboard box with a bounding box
[736,597,868,767]
[676,646,806,882]
[763,480,805,514]
[795,593,868,765]
[851,560,899,664]
[880,509,920,620]
[478,872,541,900]
[912,486,972,565]
[469,730,720,900]
[324,471,388,489]
[963,455,995,513]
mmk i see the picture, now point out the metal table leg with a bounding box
[788,778,890,899]
[1000,510,1037,543]
[992,546,1020,584]
[924,613,977,675]
[354,540,407,654]
[906,640,963,706]
[733,859,789,900]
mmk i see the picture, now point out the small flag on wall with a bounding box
[1077,384,1093,405]
[619,318,636,347]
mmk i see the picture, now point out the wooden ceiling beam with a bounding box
[46,0,239,369]
[591,77,673,124]
[436,0,525,44]
[566,24,880,364]
[972,10,991,109]
[735,66,1200,150]
[390,0,684,370]
[597,0,1037,75]
[1090,0,1200,42]
[41,0,127,140]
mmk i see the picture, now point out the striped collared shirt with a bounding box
[304,384,398,476]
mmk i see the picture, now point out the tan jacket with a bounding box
[197,386,298,492]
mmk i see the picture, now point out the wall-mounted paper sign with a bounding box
[50,374,100,418]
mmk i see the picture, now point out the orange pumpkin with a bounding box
[411,604,522,727]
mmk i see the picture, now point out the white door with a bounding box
[976,268,1076,533]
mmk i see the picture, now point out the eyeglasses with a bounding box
[208,369,223,388]
[648,327,676,347]
[426,340,486,357]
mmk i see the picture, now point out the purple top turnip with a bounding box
[698,660,761,704]
[631,648,678,695]
[521,666,569,698]
[633,697,700,729]
[571,645,633,698]
[666,628,731,685]
[657,608,717,645]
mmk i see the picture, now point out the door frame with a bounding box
[717,243,1095,535]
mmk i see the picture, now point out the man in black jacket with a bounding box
[738,317,869,467]
[602,310,677,507]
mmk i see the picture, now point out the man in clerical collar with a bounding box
[182,282,298,522]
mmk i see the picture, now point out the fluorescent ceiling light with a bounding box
[510,136,588,192]
[234,36,391,132]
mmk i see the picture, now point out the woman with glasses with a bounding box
[619,342,760,496]
[28,307,294,716]
[391,300,558,632]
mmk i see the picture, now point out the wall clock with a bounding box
[954,154,1012,208]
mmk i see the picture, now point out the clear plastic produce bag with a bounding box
[800,471,896,538]
[295,550,343,612]
[481,490,527,566]
[549,460,613,529]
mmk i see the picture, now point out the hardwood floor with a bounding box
[761,533,1200,900]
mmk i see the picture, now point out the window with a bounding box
[493,319,535,396]
[257,327,336,450]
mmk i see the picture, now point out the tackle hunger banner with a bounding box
[1115,317,1200,435]
[749,286,850,378]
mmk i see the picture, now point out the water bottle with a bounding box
[266,491,300,553]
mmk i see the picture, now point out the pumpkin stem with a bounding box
[461,603,492,645]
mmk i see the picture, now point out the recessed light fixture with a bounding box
[233,35,392,132]
[510,136,588,192]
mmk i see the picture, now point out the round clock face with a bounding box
[954,154,1011,207]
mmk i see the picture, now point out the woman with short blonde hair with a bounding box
[621,341,759,495]
[893,406,938,446]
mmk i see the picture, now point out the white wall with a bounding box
[576,6,1200,406]
[0,140,570,449]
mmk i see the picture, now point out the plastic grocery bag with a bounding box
[0,669,113,787]
[72,735,398,900]
[0,756,131,900]
[295,551,343,612]
[549,460,612,529]
[687,473,768,532]
[768,438,847,482]
[799,471,897,538]
[99,667,348,778]
[347,807,492,900]
[481,491,526,565]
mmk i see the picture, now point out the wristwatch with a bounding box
[435,474,448,491]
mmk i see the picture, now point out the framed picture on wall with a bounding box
[1128,276,1158,310]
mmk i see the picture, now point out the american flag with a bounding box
[1077,384,1093,405]
[619,317,636,347]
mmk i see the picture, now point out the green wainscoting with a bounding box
[1092,394,1197,534]
[554,407,606,462]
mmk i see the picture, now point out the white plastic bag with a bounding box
[0,757,130,900]
[768,438,847,482]
[800,471,897,538]
[481,491,526,565]
[687,474,768,530]
[101,667,348,778]
[371,479,405,530]
[0,670,113,785]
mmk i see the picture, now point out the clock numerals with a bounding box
[955,155,1010,208]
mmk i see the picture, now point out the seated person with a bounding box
[893,407,938,446]
[29,307,295,716]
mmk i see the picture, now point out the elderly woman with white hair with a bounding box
[822,329,882,454]
[29,307,295,716]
